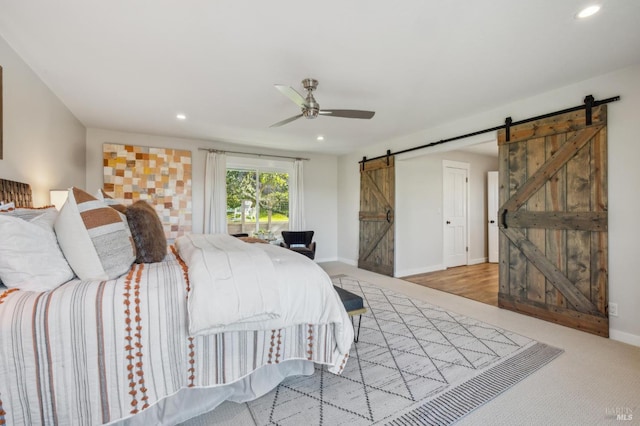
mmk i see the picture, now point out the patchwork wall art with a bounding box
[103,143,192,241]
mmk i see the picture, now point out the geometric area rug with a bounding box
[247,275,563,425]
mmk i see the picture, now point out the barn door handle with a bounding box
[386,210,391,223]
[501,209,508,229]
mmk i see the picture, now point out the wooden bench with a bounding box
[333,286,366,342]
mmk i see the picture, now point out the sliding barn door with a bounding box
[359,157,395,276]
[498,106,608,337]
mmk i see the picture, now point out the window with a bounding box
[226,157,291,239]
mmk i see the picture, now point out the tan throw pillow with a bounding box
[54,187,136,280]
[125,200,167,263]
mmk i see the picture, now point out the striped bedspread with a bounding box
[0,252,350,425]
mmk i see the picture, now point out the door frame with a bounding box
[442,160,470,268]
[487,171,499,263]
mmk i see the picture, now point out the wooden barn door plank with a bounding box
[507,141,528,299]
[545,133,567,308]
[526,137,546,303]
[590,129,608,314]
[498,143,511,296]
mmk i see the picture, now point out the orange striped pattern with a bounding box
[0,288,18,304]
[172,245,191,297]
[307,325,314,360]
[172,245,197,386]
[123,266,139,414]
[0,396,5,425]
[338,353,349,374]
[123,263,150,414]
[275,330,282,364]
[268,330,276,364]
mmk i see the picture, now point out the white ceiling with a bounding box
[0,1,639,155]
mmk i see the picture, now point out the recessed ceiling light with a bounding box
[176,113,187,120]
[577,5,600,19]
[316,135,325,141]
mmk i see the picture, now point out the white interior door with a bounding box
[487,171,499,263]
[443,161,469,268]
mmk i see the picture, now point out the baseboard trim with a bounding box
[610,329,640,347]
[469,257,488,265]
[395,264,445,278]
[315,257,338,263]
[337,257,358,266]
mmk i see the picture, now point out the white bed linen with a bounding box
[0,251,352,425]
[176,234,281,334]
[177,234,354,355]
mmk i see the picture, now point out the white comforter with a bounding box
[176,234,353,354]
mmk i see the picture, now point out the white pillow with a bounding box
[0,201,15,211]
[55,187,136,280]
[0,211,75,292]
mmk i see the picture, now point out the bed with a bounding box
[0,179,353,425]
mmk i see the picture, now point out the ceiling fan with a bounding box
[270,78,375,128]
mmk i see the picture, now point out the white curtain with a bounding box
[289,160,305,231]
[204,151,227,233]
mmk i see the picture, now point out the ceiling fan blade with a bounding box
[319,109,375,119]
[269,114,303,128]
[274,85,308,108]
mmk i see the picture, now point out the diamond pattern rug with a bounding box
[247,275,563,425]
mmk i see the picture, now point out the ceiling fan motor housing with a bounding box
[301,78,318,91]
[303,94,320,119]
[302,78,320,119]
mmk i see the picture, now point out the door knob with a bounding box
[490,220,495,224]
[446,220,451,224]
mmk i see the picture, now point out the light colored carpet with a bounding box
[246,275,561,425]
[183,272,566,425]
[182,263,640,425]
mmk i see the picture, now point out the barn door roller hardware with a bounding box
[359,95,620,165]
[505,117,513,142]
[584,95,595,126]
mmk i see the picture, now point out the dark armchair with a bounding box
[280,231,316,260]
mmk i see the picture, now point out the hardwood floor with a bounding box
[402,263,499,306]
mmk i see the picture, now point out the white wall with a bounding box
[85,128,339,261]
[338,63,640,346]
[395,150,498,277]
[0,35,85,204]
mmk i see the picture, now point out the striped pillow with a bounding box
[54,187,136,280]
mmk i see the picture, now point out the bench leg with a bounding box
[351,315,363,343]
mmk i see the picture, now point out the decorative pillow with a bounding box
[0,205,57,220]
[0,210,75,291]
[54,187,136,280]
[94,189,127,214]
[125,200,167,263]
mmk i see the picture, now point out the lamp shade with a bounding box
[50,189,69,211]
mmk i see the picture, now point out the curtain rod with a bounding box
[198,148,309,161]
[359,95,621,164]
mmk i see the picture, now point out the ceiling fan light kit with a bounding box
[270,78,375,127]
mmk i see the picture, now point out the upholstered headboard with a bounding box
[0,178,33,208]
